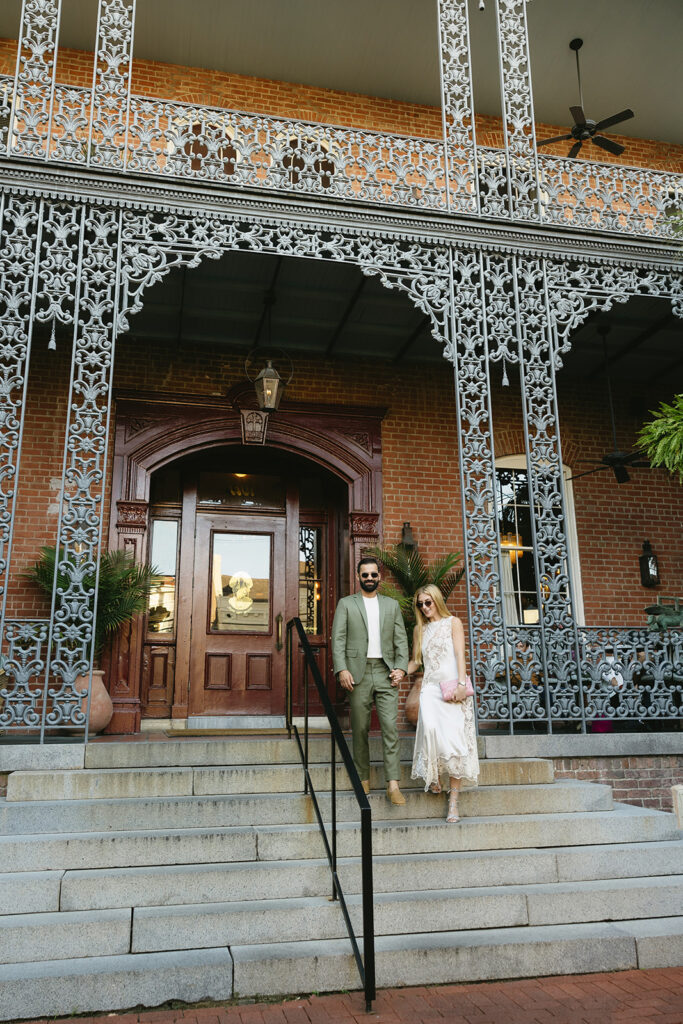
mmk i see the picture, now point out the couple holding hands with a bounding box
[331,557,479,824]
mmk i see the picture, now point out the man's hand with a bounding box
[338,670,355,692]
[389,668,405,688]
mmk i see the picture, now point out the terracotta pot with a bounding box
[404,677,422,727]
[75,669,114,734]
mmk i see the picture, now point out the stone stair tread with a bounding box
[0,908,132,965]
[0,947,235,1021]
[0,782,615,834]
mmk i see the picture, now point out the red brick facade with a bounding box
[553,755,682,813]
[8,334,682,632]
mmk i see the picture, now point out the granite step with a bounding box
[130,874,683,953]
[0,781,612,833]
[48,844,683,912]
[4,873,680,966]
[1,917,679,1021]
[1,812,679,874]
[230,917,683,998]
[83,735,485,771]
[4,757,552,802]
[0,947,234,1021]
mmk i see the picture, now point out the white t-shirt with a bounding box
[363,595,382,658]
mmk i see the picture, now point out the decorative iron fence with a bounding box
[0,618,97,741]
[1,77,681,238]
[474,625,682,733]
[1,617,679,742]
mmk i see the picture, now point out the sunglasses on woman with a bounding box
[417,599,433,609]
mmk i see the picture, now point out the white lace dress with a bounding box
[411,616,479,791]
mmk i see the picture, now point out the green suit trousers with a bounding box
[349,658,400,782]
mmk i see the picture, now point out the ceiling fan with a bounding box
[538,38,634,159]
[569,326,650,484]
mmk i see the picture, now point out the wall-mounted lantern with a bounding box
[401,522,416,552]
[639,540,660,588]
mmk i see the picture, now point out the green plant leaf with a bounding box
[24,546,161,661]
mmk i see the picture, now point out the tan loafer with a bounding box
[361,780,371,795]
[386,786,406,806]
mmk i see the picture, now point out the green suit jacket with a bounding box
[331,592,409,683]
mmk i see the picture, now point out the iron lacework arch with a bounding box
[447,251,683,731]
[0,197,452,736]
[0,192,681,736]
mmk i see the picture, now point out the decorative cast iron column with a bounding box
[436,0,479,214]
[494,0,541,220]
[89,0,136,169]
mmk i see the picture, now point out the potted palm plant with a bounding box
[366,544,465,724]
[25,547,160,733]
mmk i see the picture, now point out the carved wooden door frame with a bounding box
[106,390,386,733]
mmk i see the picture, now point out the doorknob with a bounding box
[276,613,283,651]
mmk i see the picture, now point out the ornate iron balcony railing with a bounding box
[1,77,681,239]
[1,617,679,737]
[473,624,682,732]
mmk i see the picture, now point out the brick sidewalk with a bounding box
[16,968,683,1024]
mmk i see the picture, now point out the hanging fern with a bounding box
[638,394,683,483]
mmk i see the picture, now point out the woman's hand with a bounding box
[451,681,468,703]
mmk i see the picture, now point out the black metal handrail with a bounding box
[285,617,375,1012]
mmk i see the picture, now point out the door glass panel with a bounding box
[198,472,285,509]
[211,533,271,632]
[147,519,178,635]
[299,526,322,634]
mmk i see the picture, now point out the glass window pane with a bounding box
[148,519,178,634]
[198,472,285,509]
[299,526,322,634]
[211,533,271,632]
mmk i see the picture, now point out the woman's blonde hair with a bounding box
[412,584,451,666]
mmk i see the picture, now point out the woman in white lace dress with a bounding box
[408,584,479,822]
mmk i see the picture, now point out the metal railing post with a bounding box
[331,731,337,900]
[287,617,375,1011]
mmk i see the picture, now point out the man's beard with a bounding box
[360,578,379,593]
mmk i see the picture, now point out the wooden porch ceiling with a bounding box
[123,250,683,394]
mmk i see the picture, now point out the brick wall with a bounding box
[552,755,682,813]
[0,37,681,172]
[9,329,681,634]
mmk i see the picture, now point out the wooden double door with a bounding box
[141,453,346,721]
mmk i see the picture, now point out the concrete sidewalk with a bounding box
[15,968,683,1024]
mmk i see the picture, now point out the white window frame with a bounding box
[495,454,585,626]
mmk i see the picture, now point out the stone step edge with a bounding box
[0,918,666,979]
[0,803,676,845]
[3,878,682,965]
[3,848,681,888]
[1,778,608,807]
[5,761,554,798]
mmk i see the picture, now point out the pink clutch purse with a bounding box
[439,676,474,702]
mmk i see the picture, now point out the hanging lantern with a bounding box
[244,348,294,413]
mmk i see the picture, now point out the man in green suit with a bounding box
[332,557,409,804]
